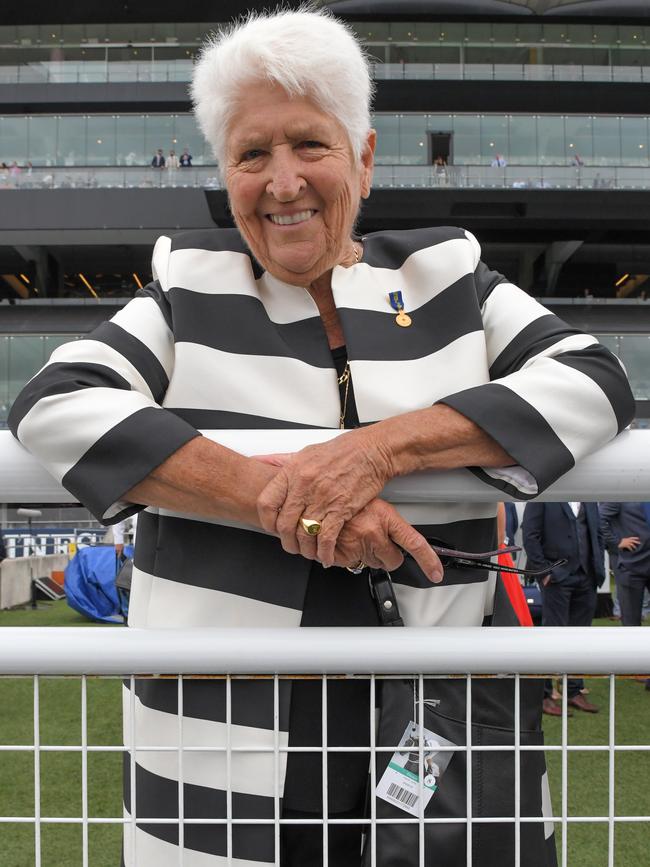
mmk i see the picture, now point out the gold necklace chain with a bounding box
[337,240,359,428]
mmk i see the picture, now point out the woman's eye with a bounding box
[241,149,264,162]
[300,140,324,149]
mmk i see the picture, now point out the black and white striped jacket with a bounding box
[9,226,634,865]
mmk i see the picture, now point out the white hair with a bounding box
[191,5,374,168]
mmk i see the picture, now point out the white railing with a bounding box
[2,429,650,865]
[0,629,649,867]
[2,428,649,504]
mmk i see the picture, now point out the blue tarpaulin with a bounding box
[64,545,133,623]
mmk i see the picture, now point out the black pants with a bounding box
[281,806,365,866]
[617,572,650,626]
[541,574,597,698]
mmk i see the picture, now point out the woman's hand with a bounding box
[330,499,444,583]
[255,430,394,567]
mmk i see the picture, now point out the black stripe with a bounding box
[489,314,583,381]
[91,321,169,404]
[126,670,291,731]
[62,408,200,521]
[555,346,635,434]
[136,280,173,331]
[168,288,333,368]
[440,384,575,496]
[123,758,275,862]
[167,407,324,430]
[8,361,131,434]
[474,260,508,306]
[170,228,264,279]
[134,511,309,611]
[340,274,482,362]
[361,226,465,270]
[392,516,497,588]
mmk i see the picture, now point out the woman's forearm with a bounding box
[125,436,277,526]
[369,404,515,478]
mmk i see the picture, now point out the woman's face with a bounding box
[225,82,375,286]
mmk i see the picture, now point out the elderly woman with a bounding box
[10,8,633,867]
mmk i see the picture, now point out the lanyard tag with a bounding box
[375,720,456,816]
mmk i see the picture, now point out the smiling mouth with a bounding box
[267,209,317,226]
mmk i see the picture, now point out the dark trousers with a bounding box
[281,806,364,866]
[541,574,597,698]
[617,573,650,626]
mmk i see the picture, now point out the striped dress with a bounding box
[9,226,634,866]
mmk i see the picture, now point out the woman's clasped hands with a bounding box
[255,432,443,583]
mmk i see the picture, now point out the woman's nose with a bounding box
[266,152,306,201]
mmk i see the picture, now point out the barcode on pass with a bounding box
[387,782,418,808]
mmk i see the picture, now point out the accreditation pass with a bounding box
[376,720,456,817]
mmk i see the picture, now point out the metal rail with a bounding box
[1,428,649,504]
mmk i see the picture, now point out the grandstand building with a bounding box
[1,0,649,536]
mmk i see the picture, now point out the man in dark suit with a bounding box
[523,502,605,715]
[599,502,650,627]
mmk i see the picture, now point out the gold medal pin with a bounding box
[388,291,412,327]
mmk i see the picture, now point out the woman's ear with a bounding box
[359,129,376,199]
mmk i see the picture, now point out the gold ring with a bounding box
[346,561,367,574]
[300,517,322,536]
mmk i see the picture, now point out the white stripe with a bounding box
[111,296,175,378]
[519,332,599,369]
[122,821,268,867]
[167,247,319,323]
[541,771,554,840]
[128,566,302,629]
[497,358,619,461]
[331,236,476,313]
[464,229,481,269]
[47,338,154,400]
[16,389,158,483]
[351,330,488,422]
[393,580,490,627]
[163,343,340,427]
[482,282,550,365]
[151,234,172,290]
[123,687,288,798]
[480,466,538,497]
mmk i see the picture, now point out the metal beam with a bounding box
[1,428,649,504]
[545,240,583,295]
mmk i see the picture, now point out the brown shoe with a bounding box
[567,693,599,713]
[543,698,573,717]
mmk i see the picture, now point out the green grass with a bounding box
[0,604,647,865]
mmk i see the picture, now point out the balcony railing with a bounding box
[3,164,650,192]
[2,60,650,86]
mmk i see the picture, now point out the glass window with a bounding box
[27,116,57,166]
[0,336,9,429]
[480,115,509,164]
[593,116,621,165]
[144,114,174,162]
[373,114,399,164]
[0,116,28,163]
[565,116,593,163]
[116,115,146,166]
[621,116,649,166]
[619,335,650,400]
[595,334,619,356]
[509,115,537,164]
[537,115,565,164]
[57,115,86,165]
[399,115,427,164]
[173,114,208,165]
[86,115,116,165]
[452,114,480,164]
[8,336,46,410]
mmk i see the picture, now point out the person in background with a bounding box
[179,147,193,167]
[523,502,605,715]
[167,149,179,169]
[0,529,6,562]
[151,148,165,168]
[599,502,650,627]
[491,153,507,168]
